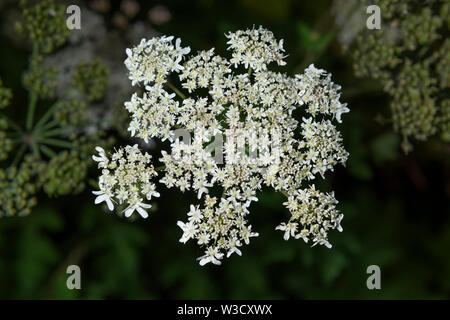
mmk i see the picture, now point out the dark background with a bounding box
[0,0,449,299]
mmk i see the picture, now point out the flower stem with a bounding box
[37,119,59,133]
[37,137,73,149]
[30,141,41,158]
[11,144,26,167]
[34,100,60,130]
[40,144,57,158]
[280,190,289,198]
[26,90,38,130]
[26,45,39,130]
[39,128,69,138]
[167,81,186,100]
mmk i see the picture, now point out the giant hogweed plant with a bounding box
[0,0,111,216]
[92,26,350,265]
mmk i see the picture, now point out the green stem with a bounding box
[35,89,78,130]
[26,91,38,130]
[37,138,73,149]
[26,45,39,130]
[167,81,186,99]
[154,165,166,172]
[34,100,60,130]
[38,119,59,132]
[30,141,41,158]
[11,144,27,167]
[280,190,289,198]
[39,128,69,138]
[40,144,57,158]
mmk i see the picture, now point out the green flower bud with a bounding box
[20,0,70,54]
[351,0,450,152]
[72,59,110,102]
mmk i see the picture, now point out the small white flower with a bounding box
[276,222,298,241]
[312,228,332,249]
[187,205,203,223]
[335,103,350,123]
[227,237,242,258]
[124,201,152,219]
[175,38,191,56]
[92,146,108,167]
[92,189,114,211]
[197,247,224,266]
[193,179,212,199]
[177,220,198,243]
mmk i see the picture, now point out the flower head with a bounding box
[93,26,349,265]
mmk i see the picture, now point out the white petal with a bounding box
[95,146,105,153]
[177,221,186,230]
[124,208,134,218]
[92,155,103,162]
[199,257,209,266]
[136,206,149,219]
[106,199,114,211]
[95,194,106,204]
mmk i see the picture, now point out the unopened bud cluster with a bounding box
[352,0,450,152]
[0,0,113,216]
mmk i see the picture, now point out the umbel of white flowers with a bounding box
[92,26,350,266]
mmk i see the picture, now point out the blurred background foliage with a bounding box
[0,0,449,299]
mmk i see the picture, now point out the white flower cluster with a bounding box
[92,145,159,219]
[92,26,350,266]
[296,64,349,123]
[124,36,190,86]
[225,25,287,71]
[125,86,179,143]
[278,185,343,248]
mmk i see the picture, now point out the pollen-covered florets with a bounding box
[93,26,350,265]
[225,25,287,71]
[125,36,190,86]
[92,145,159,218]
